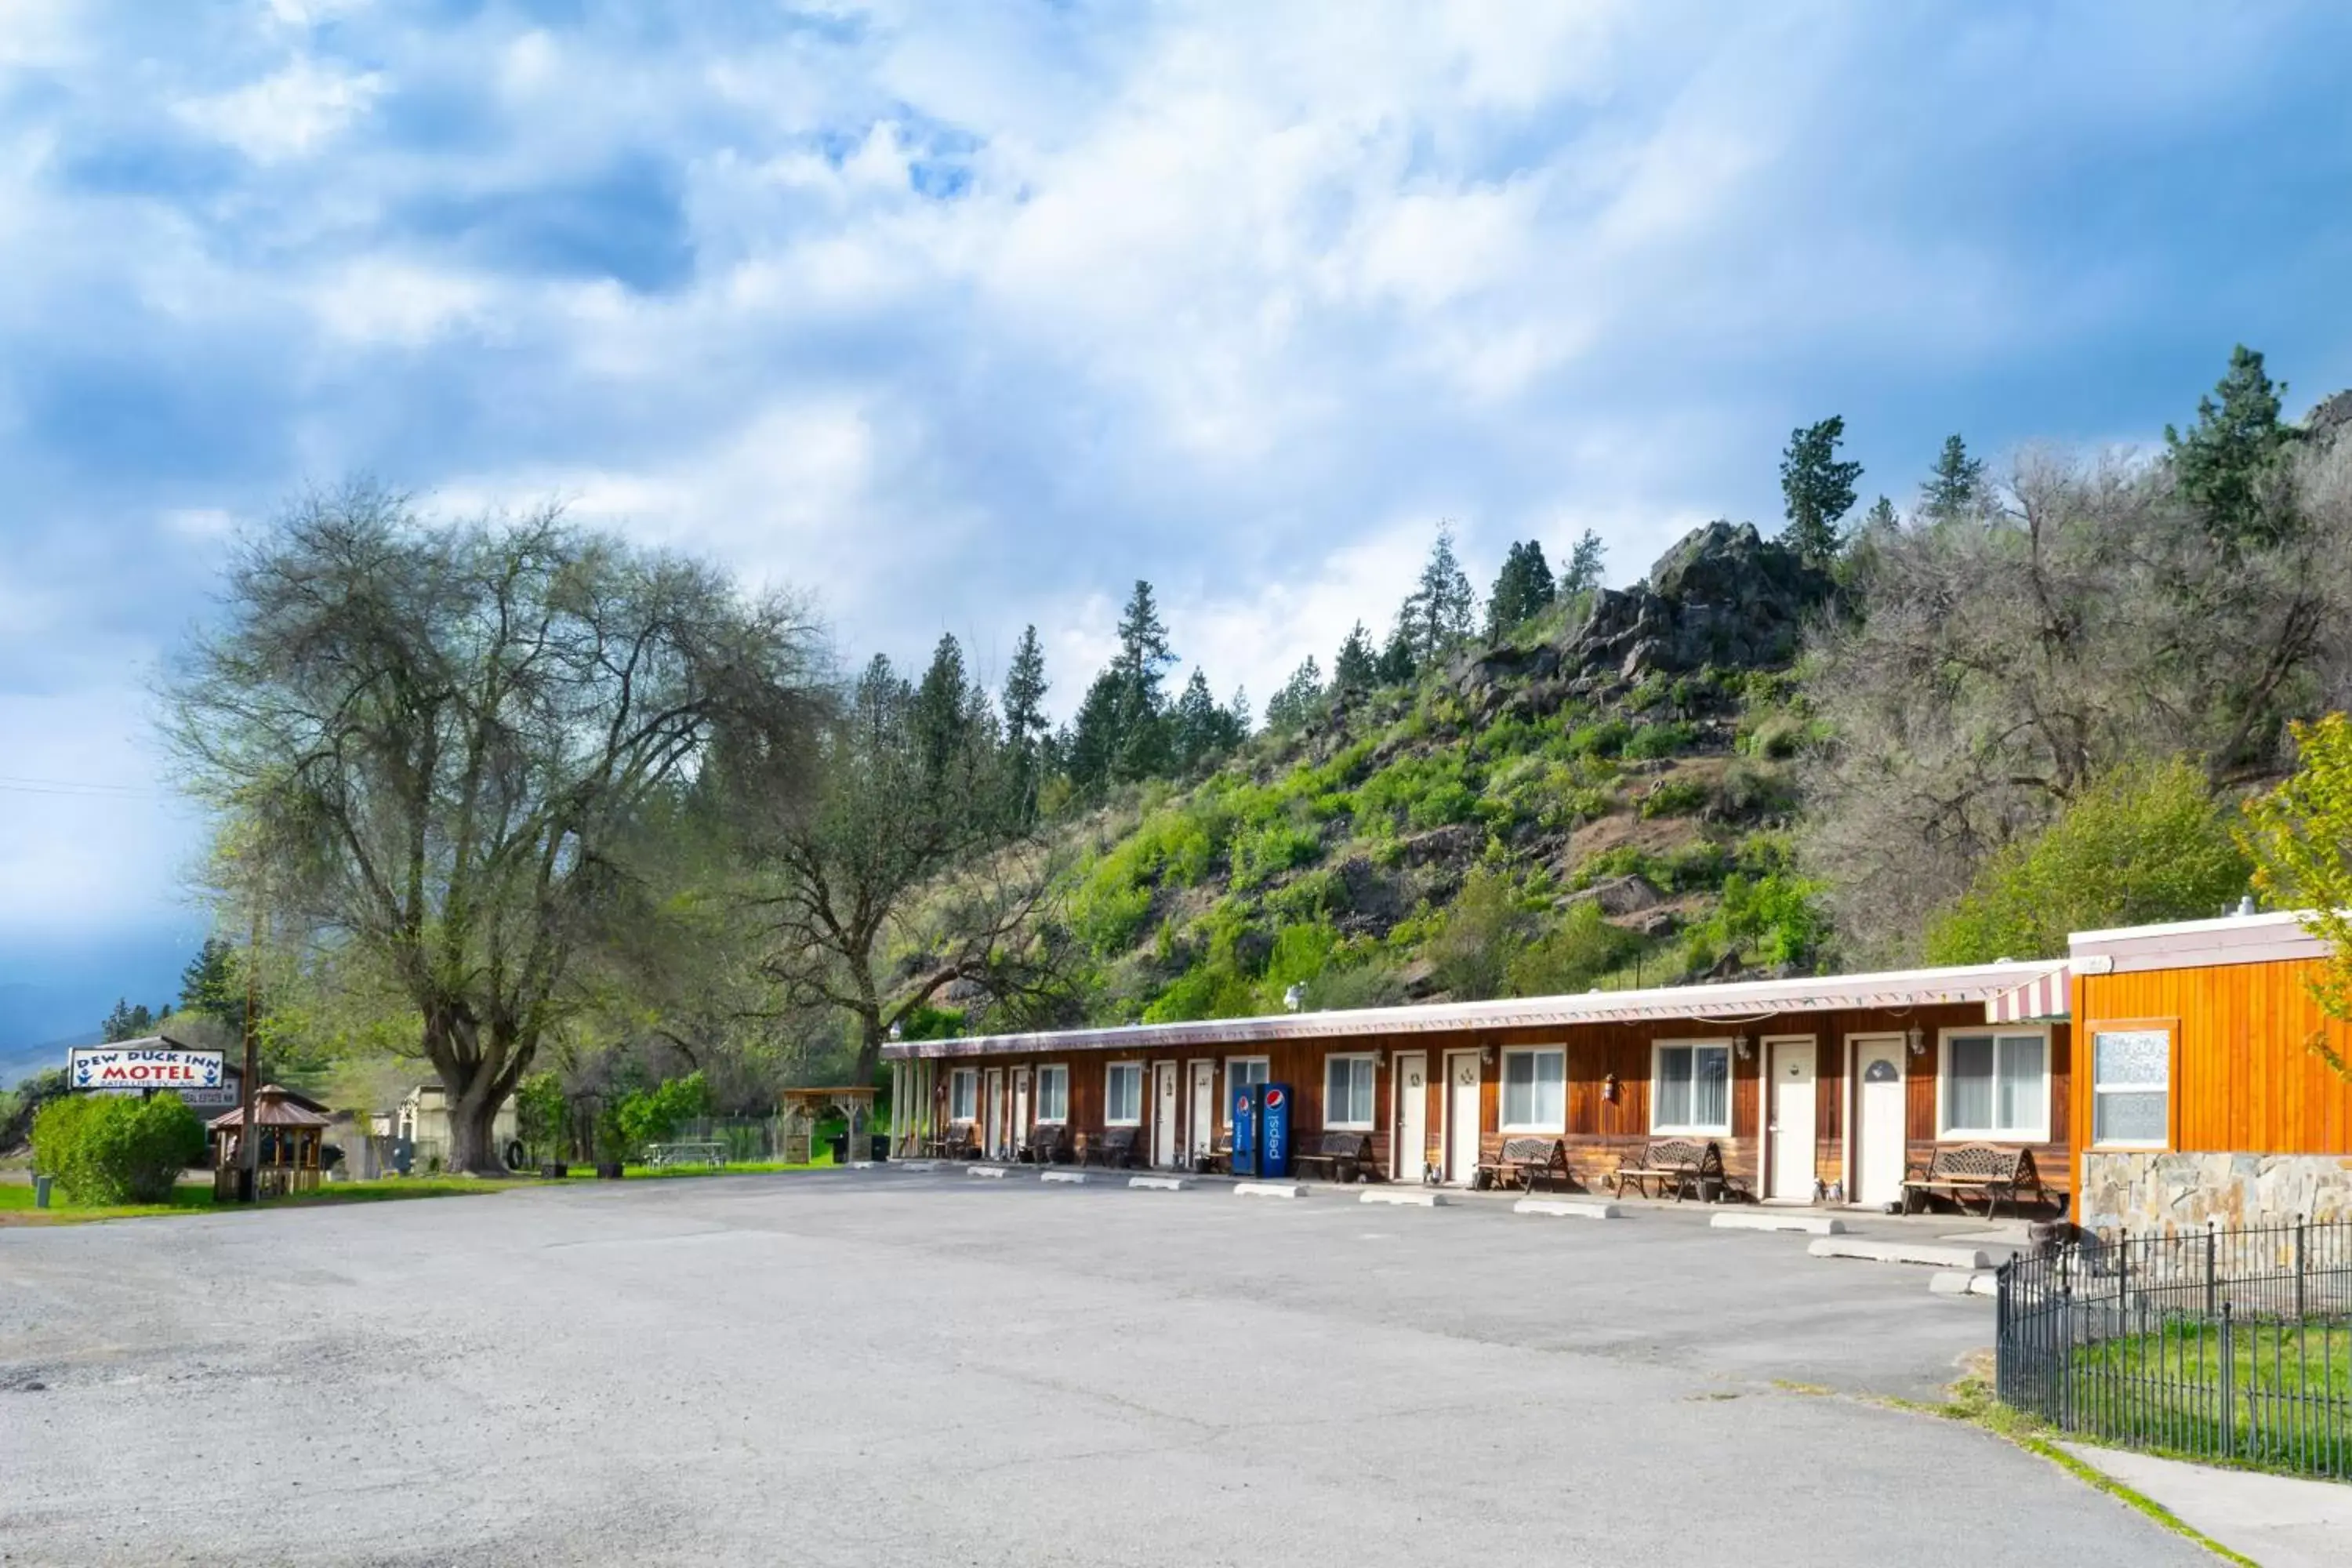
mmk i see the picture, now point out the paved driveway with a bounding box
[0,1171,2208,1566]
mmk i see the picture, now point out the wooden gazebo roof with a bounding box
[208,1085,335,1131]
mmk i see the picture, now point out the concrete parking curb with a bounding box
[1129,1175,1191,1192]
[1515,1198,1621,1220]
[1712,1210,1846,1235]
[1235,1181,1305,1199]
[1360,1188,1448,1207]
[967,1165,1011,1180]
[1929,1270,1996,1297]
[1040,1170,1087,1185]
[1809,1238,1990,1269]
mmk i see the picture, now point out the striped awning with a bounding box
[1986,964,2070,1022]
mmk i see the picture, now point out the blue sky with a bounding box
[2,0,2349,1052]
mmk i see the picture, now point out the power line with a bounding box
[0,775,169,800]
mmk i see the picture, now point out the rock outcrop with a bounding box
[1566,521,1831,682]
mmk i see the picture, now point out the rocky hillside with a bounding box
[1011,522,1840,1028]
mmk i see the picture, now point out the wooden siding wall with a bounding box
[927,1003,2071,1195]
[2074,957,2352,1198]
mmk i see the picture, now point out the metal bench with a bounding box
[1294,1130,1374,1183]
[1902,1144,2042,1218]
[643,1141,727,1170]
[1019,1123,1072,1165]
[1609,1138,1748,1202]
[1080,1127,1140,1169]
[926,1121,980,1160]
[1479,1135,1572,1194]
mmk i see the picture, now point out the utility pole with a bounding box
[238,901,260,1203]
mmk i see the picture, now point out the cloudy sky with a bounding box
[2,0,2349,1050]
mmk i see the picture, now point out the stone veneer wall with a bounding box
[2081,1151,2352,1236]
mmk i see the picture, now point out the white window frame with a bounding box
[1650,1040,1733,1137]
[1223,1056,1270,1125]
[949,1068,978,1123]
[1323,1054,1377,1131]
[1105,1062,1145,1127]
[1499,1047,1567,1134]
[1035,1064,1069,1125]
[1935,1027,2051,1142]
[2091,1024,2173,1151]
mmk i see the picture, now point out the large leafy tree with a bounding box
[1780,416,1864,563]
[2245,712,2352,1076]
[164,485,822,1174]
[2166,345,2293,550]
[731,653,1066,1083]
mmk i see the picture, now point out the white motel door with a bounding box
[1012,1068,1031,1149]
[1188,1061,1216,1164]
[1853,1038,1907,1207]
[983,1067,1006,1160]
[1392,1051,1428,1183]
[1152,1062,1179,1167]
[1444,1051,1482,1185]
[1767,1040,1817,1203]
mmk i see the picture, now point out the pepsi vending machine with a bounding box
[1259,1082,1293,1178]
[1231,1084,1260,1177]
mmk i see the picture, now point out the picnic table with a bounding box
[643,1141,728,1170]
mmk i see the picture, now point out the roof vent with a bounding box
[2237,894,2258,917]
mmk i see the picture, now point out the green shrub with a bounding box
[1507,902,1643,996]
[1269,867,1343,922]
[614,1072,712,1155]
[1142,964,1259,1023]
[1658,840,1733,891]
[1231,820,1323,890]
[31,1093,205,1204]
[1638,778,1709,819]
[1406,778,1480,829]
[1624,721,1697,760]
[1709,758,1798,820]
[1564,718,1632,759]
[1071,874,1154,953]
[515,1072,570,1161]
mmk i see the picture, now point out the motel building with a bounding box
[884,910,2352,1232]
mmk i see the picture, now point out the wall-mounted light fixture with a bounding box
[1733,1035,1755,1062]
[1602,1071,1620,1103]
[1906,1024,1926,1058]
[1481,1044,1494,1065]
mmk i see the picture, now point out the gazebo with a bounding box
[776,1087,879,1166]
[209,1085,333,1199]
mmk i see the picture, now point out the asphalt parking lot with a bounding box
[1,1168,2207,1566]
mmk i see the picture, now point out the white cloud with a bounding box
[176,56,385,163]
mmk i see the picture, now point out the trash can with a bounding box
[828,1131,848,1165]
[33,1174,53,1209]
[869,1134,889,1162]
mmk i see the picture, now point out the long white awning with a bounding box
[1985,964,2070,1022]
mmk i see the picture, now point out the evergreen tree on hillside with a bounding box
[1332,621,1377,691]
[1225,687,1251,739]
[1398,524,1477,664]
[911,633,980,794]
[100,998,157,1043]
[1171,668,1244,772]
[1920,434,1987,524]
[1114,579,1176,699]
[1376,620,1417,686]
[1859,495,1900,536]
[1263,658,1325,735]
[1780,416,1863,563]
[178,936,242,1034]
[1001,625,1050,822]
[1065,581,1182,791]
[1483,541,1556,640]
[2166,344,2294,549]
[1561,528,1606,596]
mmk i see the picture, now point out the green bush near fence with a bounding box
[29,1094,207,1205]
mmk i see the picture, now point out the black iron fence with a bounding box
[1996,1216,2352,1478]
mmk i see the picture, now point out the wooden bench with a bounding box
[1608,1138,1751,1202]
[1902,1144,2042,1218]
[1019,1123,1072,1165]
[1080,1127,1140,1169]
[927,1121,980,1160]
[1294,1131,1374,1183]
[1478,1136,1571,1194]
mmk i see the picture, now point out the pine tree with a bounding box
[1860,495,1900,535]
[1483,541,1555,640]
[1114,579,1176,703]
[1561,528,1606,596]
[1001,626,1050,822]
[1263,657,1325,735]
[1399,524,1477,663]
[1332,621,1377,691]
[911,633,976,793]
[1063,669,1127,792]
[1780,416,1863,563]
[1223,688,1251,742]
[100,998,157,1043]
[1376,620,1417,686]
[2166,344,2294,549]
[1171,668,1234,773]
[179,936,242,1029]
[1919,433,1987,524]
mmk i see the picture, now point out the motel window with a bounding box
[1938,1031,2049,1142]
[1225,1057,1270,1124]
[1651,1043,1730,1135]
[1036,1065,1069,1124]
[2092,1026,2172,1149]
[1324,1056,1377,1130]
[949,1069,978,1123]
[1501,1048,1566,1132]
[1105,1062,1145,1127]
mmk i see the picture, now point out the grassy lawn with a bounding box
[0,1155,844,1225]
[2068,1318,2352,1477]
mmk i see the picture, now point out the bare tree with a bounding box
[1802,440,2352,964]
[164,484,822,1174]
